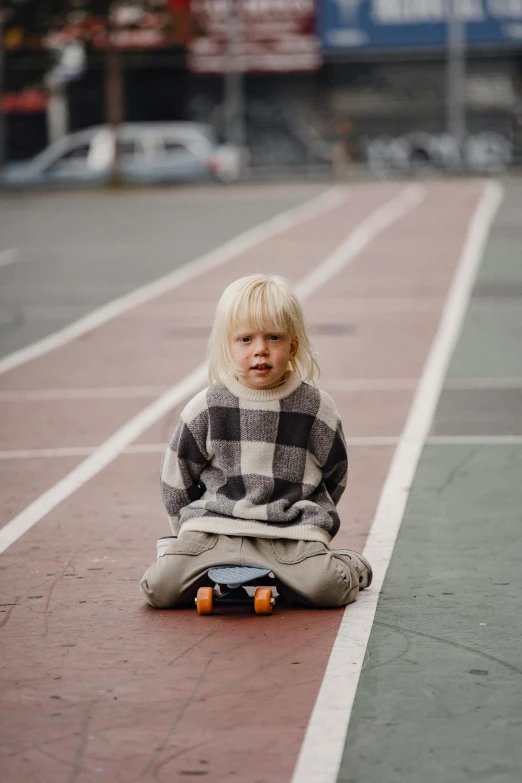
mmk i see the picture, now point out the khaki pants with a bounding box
[140,532,360,609]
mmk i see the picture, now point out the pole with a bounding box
[446,0,466,165]
[224,0,246,154]
[46,82,69,144]
[0,2,6,173]
[105,5,124,186]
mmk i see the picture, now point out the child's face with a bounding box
[230,323,297,390]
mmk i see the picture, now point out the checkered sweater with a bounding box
[161,371,348,544]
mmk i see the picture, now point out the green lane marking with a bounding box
[446,302,522,380]
[338,445,522,783]
[338,181,522,783]
[447,179,522,382]
[432,388,522,436]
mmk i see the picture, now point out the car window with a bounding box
[162,139,193,155]
[43,142,91,172]
[56,143,90,162]
[117,138,144,157]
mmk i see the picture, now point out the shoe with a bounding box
[157,535,177,558]
[335,549,373,590]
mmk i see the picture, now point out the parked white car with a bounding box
[2,123,242,186]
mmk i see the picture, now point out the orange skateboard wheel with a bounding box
[196,586,214,615]
[254,587,273,615]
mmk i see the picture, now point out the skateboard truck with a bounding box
[195,565,275,615]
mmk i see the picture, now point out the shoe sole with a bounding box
[356,551,373,589]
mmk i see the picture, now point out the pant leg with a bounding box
[243,537,360,608]
[140,532,240,609]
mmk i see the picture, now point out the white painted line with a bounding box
[0,364,208,554]
[0,187,348,377]
[294,377,522,392]
[0,185,422,555]
[5,434,522,462]
[4,376,518,401]
[290,180,504,783]
[134,437,401,450]
[294,184,424,300]
[5,435,522,461]
[344,437,399,446]
[131,435,399,454]
[0,444,181,460]
[125,443,166,454]
[0,447,96,459]
[314,297,441,313]
[0,386,170,402]
[426,435,522,445]
[0,437,405,460]
[443,377,522,390]
[0,248,18,269]
[322,379,418,391]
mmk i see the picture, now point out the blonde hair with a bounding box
[208,274,320,386]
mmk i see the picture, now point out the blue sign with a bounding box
[319,1,522,51]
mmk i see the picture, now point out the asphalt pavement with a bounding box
[0,177,520,783]
[0,183,329,358]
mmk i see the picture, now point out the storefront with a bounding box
[317,0,522,169]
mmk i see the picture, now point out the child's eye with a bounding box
[239,337,251,343]
[268,335,280,341]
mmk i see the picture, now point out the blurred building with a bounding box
[317,1,522,171]
[2,1,191,161]
[2,1,522,171]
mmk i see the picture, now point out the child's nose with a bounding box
[254,339,268,354]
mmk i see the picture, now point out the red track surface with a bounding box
[0,181,483,782]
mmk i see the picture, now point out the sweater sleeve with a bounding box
[312,391,348,506]
[322,419,348,505]
[160,391,209,534]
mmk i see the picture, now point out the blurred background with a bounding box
[1,0,522,185]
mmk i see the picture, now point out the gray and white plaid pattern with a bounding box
[161,380,348,539]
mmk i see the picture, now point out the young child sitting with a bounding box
[141,274,372,608]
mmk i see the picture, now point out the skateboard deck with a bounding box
[195,564,275,615]
[208,565,271,587]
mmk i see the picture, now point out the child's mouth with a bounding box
[252,364,271,374]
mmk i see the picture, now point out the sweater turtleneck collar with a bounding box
[223,370,303,401]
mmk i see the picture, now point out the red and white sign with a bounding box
[188,0,321,73]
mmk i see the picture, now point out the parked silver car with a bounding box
[1,123,242,187]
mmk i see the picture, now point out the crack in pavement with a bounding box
[140,654,216,777]
[375,620,522,675]
[434,447,480,497]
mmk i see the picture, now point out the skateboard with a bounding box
[195,565,276,615]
